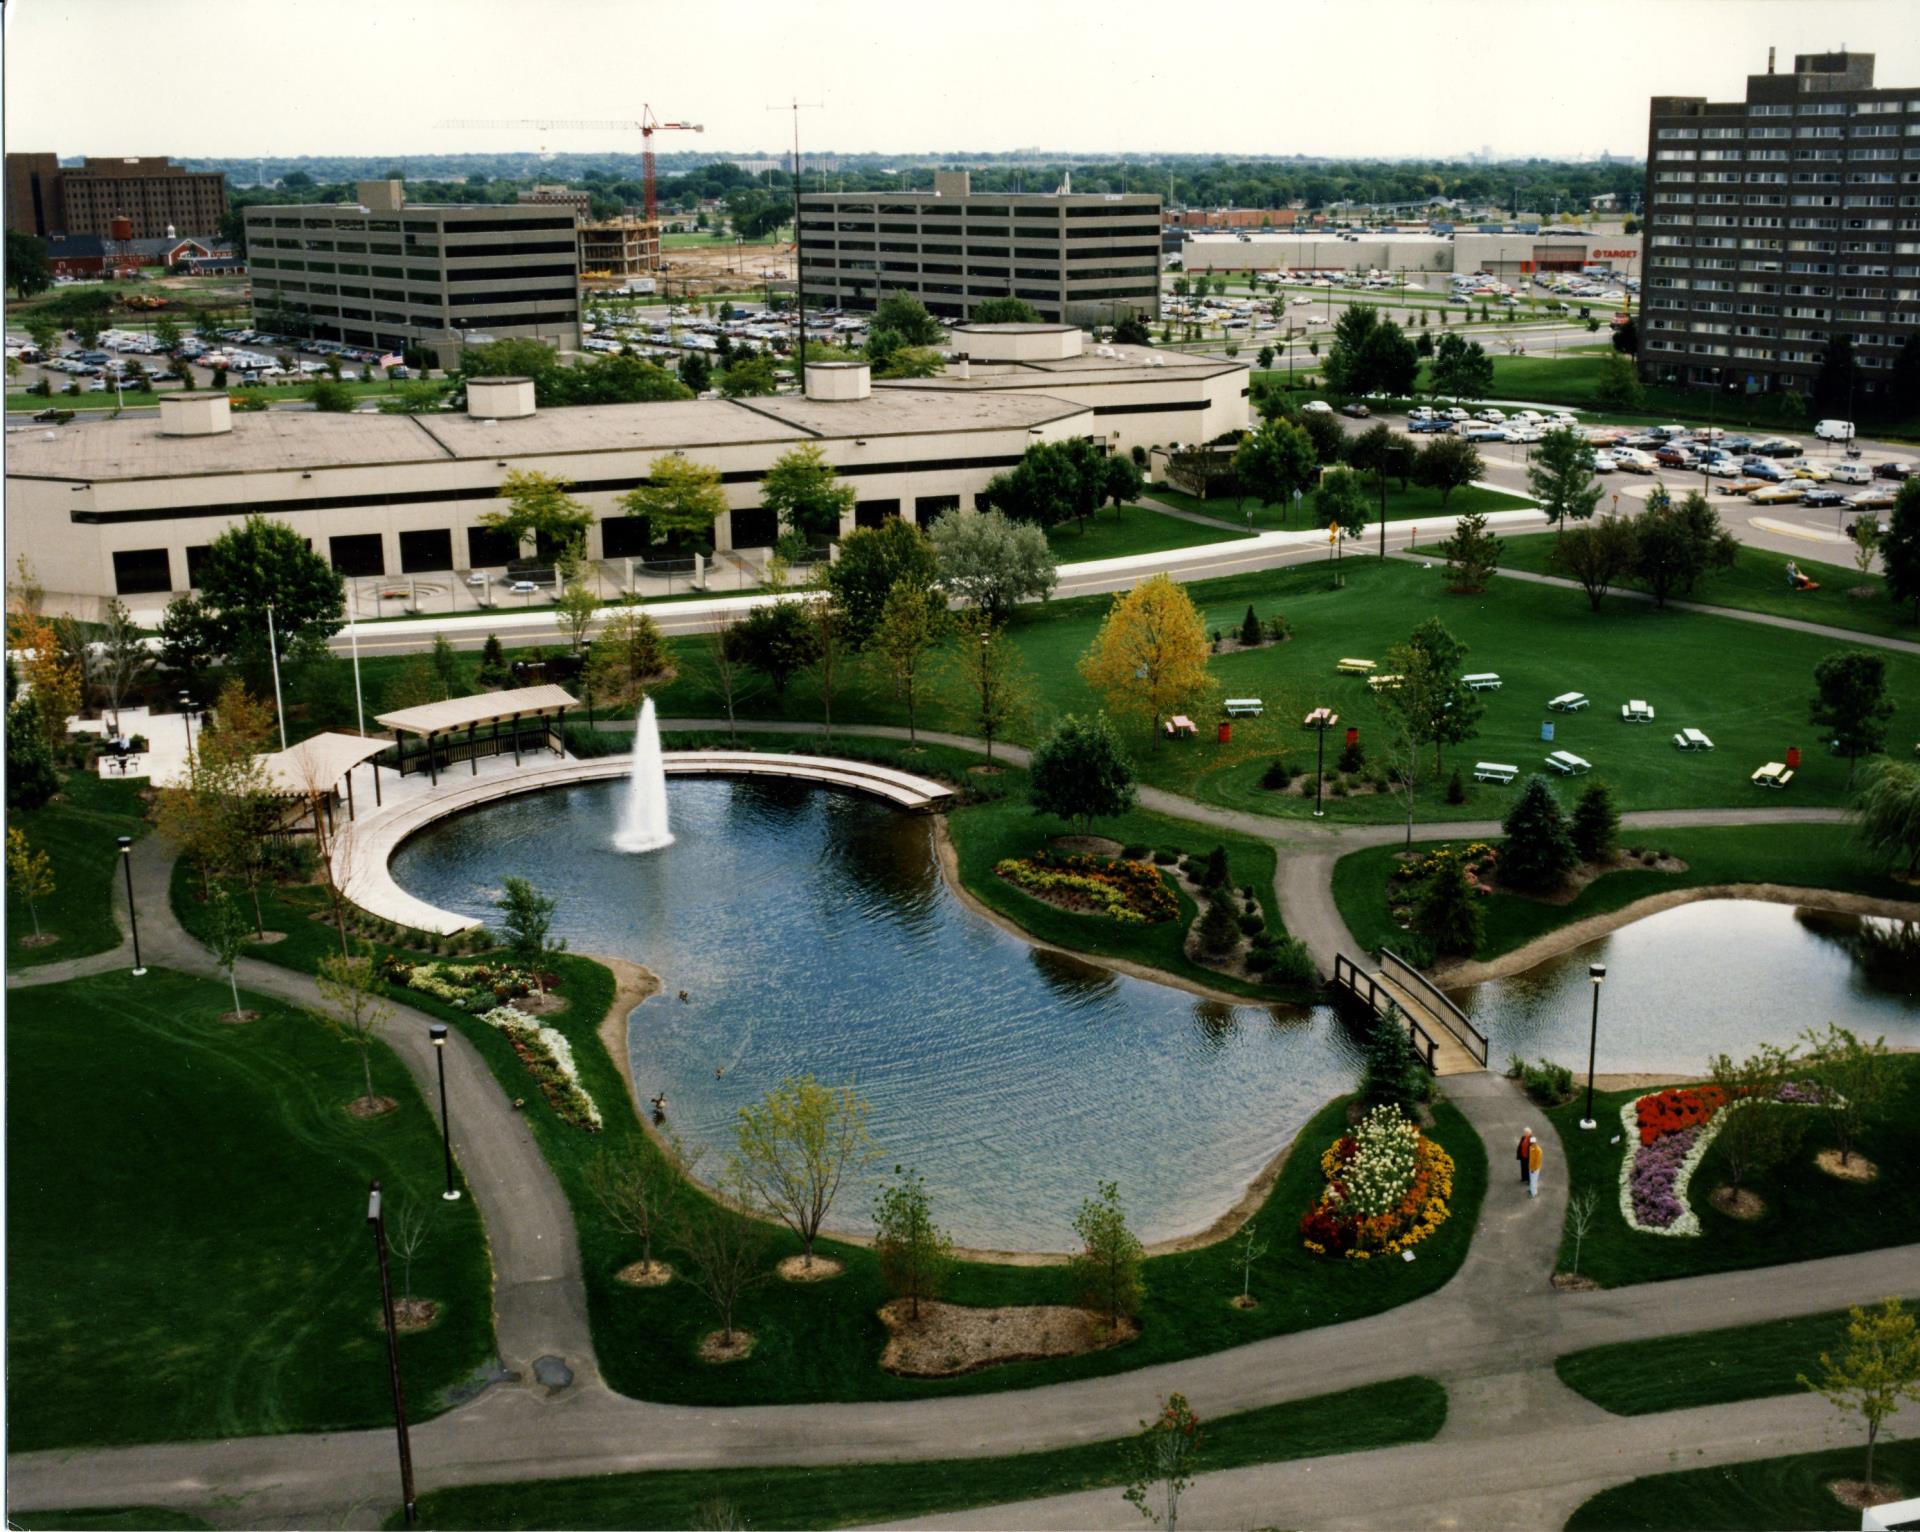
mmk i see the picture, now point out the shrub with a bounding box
[1239,605,1262,647]
[1261,758,1295,789]
[1121,842,1149,860]
[1331,778,1350,798]
[1445,768,1466,805]
[1238,911,1265,938]
[1514,1057,1575,1107]
[1199,895,1242,955]
[1262,936,1319,987]
[1152,848,1179,865]
[1264,614,1292,642]
[1202,845,1230,889]
[1338,739,1366,773]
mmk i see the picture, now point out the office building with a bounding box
[798,170,1161,325]
[244,181,582,365]
[518,184,661,283]
[1641,50,1919,397]
[1180,229,1642,285]
[5,153,227,240]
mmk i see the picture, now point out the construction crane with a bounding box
[437,110,704,228]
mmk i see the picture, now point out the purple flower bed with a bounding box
[1629,1125,1699,1228]
[1776,1079,1831,1105]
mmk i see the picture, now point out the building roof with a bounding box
[950,323,1079,335]
[376,685,579,736]
[731,388,1089,439]
[5,409,454,481]
[256,732,393,794]
[880,343,1244,394]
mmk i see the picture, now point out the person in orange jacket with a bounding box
[1516,1128,1533,1186]
[1527,1136,1544,1197]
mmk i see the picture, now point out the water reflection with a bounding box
[392,777,1359,1250]
[1458,900,1920,1076]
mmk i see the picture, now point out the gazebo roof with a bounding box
[374,685,580,736]
[255,732,392,795]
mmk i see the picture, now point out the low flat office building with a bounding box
[1180,230,1641,283]
[799,170,1161,325]
[880,323,1250,453]
[244,180,583,367]
[1641,50,1918,397]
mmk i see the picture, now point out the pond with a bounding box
[391,777,1360,1252]
[1455,899,1920,1076]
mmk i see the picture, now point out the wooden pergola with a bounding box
[255,732,395,853]
[374,685,581,785]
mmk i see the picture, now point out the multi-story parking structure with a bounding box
[244,181,582,366]
[798,170,1160,326]
[1641,50,1918,398]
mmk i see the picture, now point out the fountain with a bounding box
[613,696,674,853]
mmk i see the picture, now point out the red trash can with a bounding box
[1786,746,1802,769]
[1218,721,1232,744]
[1346,727,1360,749]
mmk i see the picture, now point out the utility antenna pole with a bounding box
[769,99,823,373]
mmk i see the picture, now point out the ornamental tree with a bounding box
[869,583,946,744]
[584,1132,701,1278]
[1548,516,1639,612]
[620,455,728,551]
[728,1074,880,1269]
[944,608,1033,761]
[6,826,55,941]
[1122,1393,1202,1532]
[1799,1298,1920,1495]
[1811,649,1895,781]
[1078,574,1214,746]
[1801,1024,1896,1169]
[1070,1180,1144,1331]
[1849,758,1920,877]
[726,598,820,697]
[480,471,595,560]
[1412,433,1482,510]
[1028,713,1138,833]
[872,1165,954,1322]
[760,442,856,545]
[495,875,565,995]
[928,507,1057,620]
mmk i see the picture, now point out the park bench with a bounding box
[1545,750,1592,775]
[1463,673,1502,691]
[1336,658,1378,675]
[1548,692,1589,712]
[1474,762,1518,784]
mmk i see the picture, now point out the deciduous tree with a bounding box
[1311,468,1370,586]
[315,948,394,1112]
[1528,428,1603,532]
[6,826,55,941]
[481,471,595,560]
[760,443,855,545]
[1412,434,1482,510]
[1231,419,1318,523]
[728,1074,879,1270]
[584,1132,702,1278]
[1122,1393,1203,1532]
[1071,1180,1144,1331]
[677,1176,772,1348]
[825,518,939,646]
[869,583,945,744]
[1436,510,1501,592]
[1028,713,1138,832]
[495,875,565,994]
[1849,758,1920,877]
[620,456,728,551]
[1078,574,1214,745]
[945,609,1032,761]
[1811,649,1895,781]
[1802,1024,1895,1169]
[873,1166,954,1322]
[727,599,819,697]
[1799,1298,1920,1495]
[1548,515,1638,611]
[1880,479,1920,623]
[1706,1041,1807,1193]
[928,507,1057,620]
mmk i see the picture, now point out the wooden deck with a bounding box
[1332,951,1490,1076]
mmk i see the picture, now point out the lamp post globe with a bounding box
[1579,962,1607,1129]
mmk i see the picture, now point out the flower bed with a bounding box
[994,850,1179,924]
[476,1005,602,1131]
[1621,1081,1834,1236]
[383,958,551,1014]
[1300,1104,1455,1259]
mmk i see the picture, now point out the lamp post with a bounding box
[1304,707,1337,818]
[429,1025,460,1201]
[367,1182,418,1526]
[1579,962,1607,1129]
[118,835,145,976]
[179,690,198,767]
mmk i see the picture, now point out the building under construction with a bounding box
[518,185,660,284]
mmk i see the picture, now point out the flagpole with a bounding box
[350,582,366,737]
[266,601,288,750]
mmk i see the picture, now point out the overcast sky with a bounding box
[5,0,1918,162]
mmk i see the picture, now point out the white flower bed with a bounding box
[478,1004,603,1130]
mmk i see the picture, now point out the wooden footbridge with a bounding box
[1332,950,1489,1076]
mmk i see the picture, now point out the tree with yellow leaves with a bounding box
[1077,575,1215,747]
[11,610,82,756]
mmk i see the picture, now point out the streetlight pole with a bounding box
[265,601,287,751]
[429,1025,460,1201]
[367,1181,418,1526]
[118,835,145,976]
[1579,962,1607,1129]
[179,690,197,767]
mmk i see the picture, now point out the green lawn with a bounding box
[1045,503,1252,562]
[1498,534,1913,642]
[1563,1441,1920,1531]
[4,969,496,1452]
[398,1375,1447,1529]
[171,760,1486,1408]
[1331,824,1920,964]
[1544,1058,1920,1289]
[6,378,448,413]
[6,770,150,969]
[1146,481,1533,533]
[1554,1306,1915,1416]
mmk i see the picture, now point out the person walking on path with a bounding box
[1516,1128,1533,1186]
[1527,1137,1544,1198]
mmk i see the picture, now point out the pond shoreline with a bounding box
[1430,883,1920,990]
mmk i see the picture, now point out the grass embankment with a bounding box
[169,817,1487,1407]
[6,378,448,413]
[5,770,150,969]
[1554,1306,1918,1416]
[1563,1441,1920,1531]
[1146,481,1533,533]
[297,557,1920,828]
[1544,1058,1920,1289]
[3,969,495,1452]
[1330,824,1920,964]
[10,1511,212,1530]
[1498,534,1912,642]
[1044,502,1251,561]
[396,1375,1447,1530]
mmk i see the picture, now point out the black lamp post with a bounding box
[1579,962,1607,1129]
[429,1024,460,1201]
[179,690,198,767]
[118,835,145,976]
[1304,707,1338,819]
[367,1181,418,1526]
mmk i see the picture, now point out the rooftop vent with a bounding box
[158,394,232,437]
[467,377,536,420]
[804,361,871,401]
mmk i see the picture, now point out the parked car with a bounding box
[464,571,491,588]
[30,407,73,423]
[1802,489,1846,509]
[1875,460,1917,481]
[1300,399,1333,414]
[1830,461,1873,485]
[1850,487,1898,510]
[1753,437,1802,458]
[1748,483,1807,504]
[1718,478,1768,497]
[1785,462,1831,481]
[1743,459,1790,482]
[1814,418,1856,442]
[1340,402,1371,418]
[507,580,541,595]
[1614,449,1656,474]
[1463,424,1507,442]
[1654,446,1694,468]
[1407,416,1452,433]
[1590,451,1618,472]
[1441,407,1470,422]
[1474,409,1507,423]
[1721,436,1754,453]
[1704,459,1744,478]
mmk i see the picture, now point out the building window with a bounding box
[599,515,652,559]
[329,533,385,578]
[729,507,778,549]
[398,529,454,573]
[112,547,171,595]
[466,526,519,568]
[914,494,959,528]
[855,499,900,530]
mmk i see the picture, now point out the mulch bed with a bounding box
[1816,1149,1878,1183]
[776,1255,844,1282]
[393,1298,439,1332]
[217,1010,261,1026]
[17,933,58,949]
[345,1095,400,1119]
[616,1259,674,1287]
[878,1299,1138,1378]
[1710,1185,1766,1221]
[698,1329,757,1364]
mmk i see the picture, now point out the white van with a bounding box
[1815,418,1856,441]
[1831,460,1873,485]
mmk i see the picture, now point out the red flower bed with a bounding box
[1635,1085,1729,1146]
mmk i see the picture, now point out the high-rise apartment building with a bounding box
[5,153,227,239]
[1641,51,1919,398]
[797,171,1160,325]
[245,181,582,365]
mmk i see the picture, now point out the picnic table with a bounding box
[1302,706,1338,729]
[1224,698,1265,717]
[1366,673,1404,693]
[1166,715,1197,740]
[1674,728,1715,751]
[1336,657,1378,675]
[1463,673,1502,691]
[1548,692,1589,712]
[1621,699,1655,723]
[1545,750,1592,775]
[1474,762,1518,784]
[1752,761,1794,789]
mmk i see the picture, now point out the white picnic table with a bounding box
[1366,673,1404,692]
[1474,762,1518,784]
[1336,657,1378,675]
[1675,728,1715,751]
[1546,750,1592,774]
[1548,692,1589,712]
[1463,673,1502,691]
[1752,761,1794,788]
[1166,714,1197,739]
[1621,699,1655,723]
[1224,698,1264,717]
